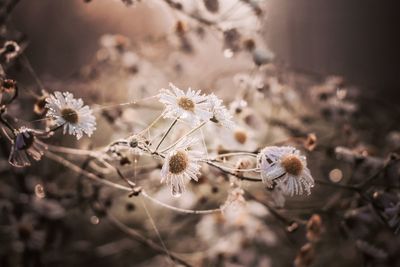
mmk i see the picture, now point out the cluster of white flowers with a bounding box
[158,83,315,198]
[8,84,315,200]
[159,83,234,128]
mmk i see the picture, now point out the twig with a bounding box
[107,212,193,267]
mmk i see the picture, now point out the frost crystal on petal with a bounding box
[257,146,315,196]
[45,91,97,140]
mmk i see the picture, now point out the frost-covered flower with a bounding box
[160,138,203,197]
[45,91,96,140]
[8,127,50,168]
[257,146,314,196]
[207,93,235,129]
[159,83,212,126]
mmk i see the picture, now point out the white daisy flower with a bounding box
[45,91,96,140]
[257,146,314,196]
[207,93,235,129]
[160,138,203,197]
[159,83,212,126]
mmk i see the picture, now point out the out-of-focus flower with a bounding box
[161,138,203,197]
[229,99,248,114]
[223,28,241,53]
[220,126,257,151]
[252,47,274,66]
[45,91,96,139]
[159,83,212,126]
[0,41,21,62]
[8,127,50,168]
[207,93,234,129]
[258,146,314,196]
[385,203,400,234]
[33,90,49,116]
[221,187,246,212]
[355,240,388,260]
[294,243,315,267]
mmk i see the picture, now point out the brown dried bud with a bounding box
[306,214,323,242]
[304,133,317,151]
[294,243,315,267]
[287,221,299,232]
[175,20,188,36]
[243,38,256,51]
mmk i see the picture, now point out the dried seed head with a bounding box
[306,214,323,242]
[203,0,219,13]
[0,79,17,105]
[281,154,303,176]
[61,108,79,124]
[234,130,247,144]
[2,79,17,91]
[178,97,195,112]
[1,41,20,60]
[169,150,189,174]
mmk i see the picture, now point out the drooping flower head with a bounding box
[8,127,50,168]
[159,83,212,126]
[161,138,203,197]
[45,91,96,140]
[257,146,314,196]
[207,93,235,129]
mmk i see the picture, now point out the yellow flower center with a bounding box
[234,131,247,144]
[61,108,79,124]
[281,154,303,176]
[178,97,195,112]
[169,150,189,174]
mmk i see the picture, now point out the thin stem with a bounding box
[139,113,163,135]
[20,54,46,92]
[45,151,132,192]
[203,159,260,172]
[47,144,99,156]
[212,152,258,158]
[160,121,207,153]
[155,117,178,152]
[0,114,15,136]
[46,150,222,214]
[141,191,221,214]
[205,160,261,182]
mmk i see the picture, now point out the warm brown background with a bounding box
[11,0,400,96]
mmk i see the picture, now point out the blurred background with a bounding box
[1,1,400,267]
[12,0,400,95]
